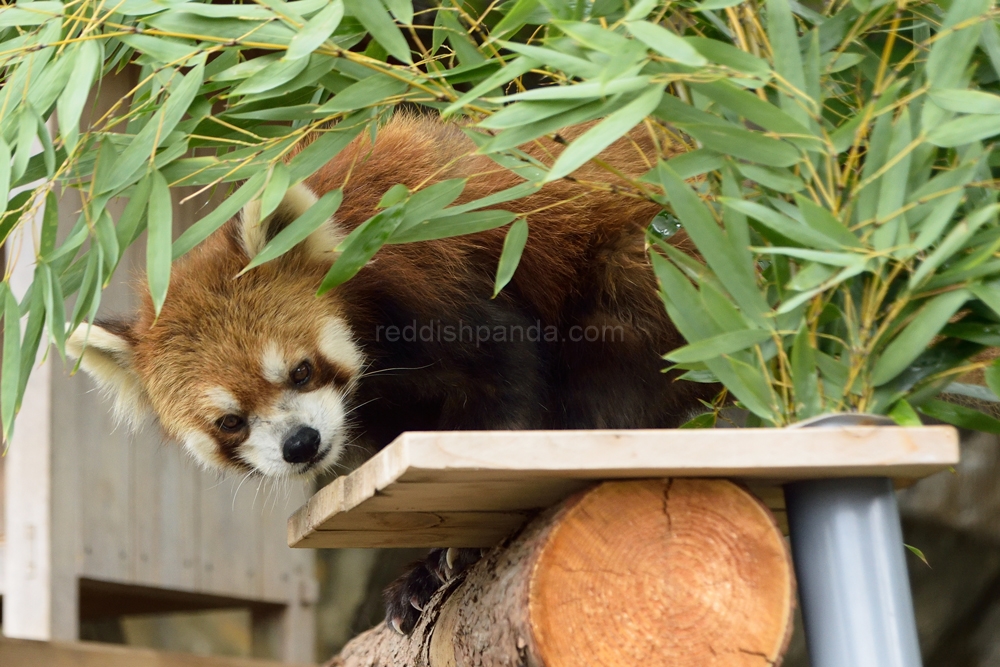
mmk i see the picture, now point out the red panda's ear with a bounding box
[238,182,344,264]
[66,321,150,427]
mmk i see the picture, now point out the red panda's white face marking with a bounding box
[65,182,364,479]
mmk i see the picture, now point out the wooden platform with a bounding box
[0,637,314,667]
[288,426,959,549]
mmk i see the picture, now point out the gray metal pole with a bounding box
[785,476,922,667]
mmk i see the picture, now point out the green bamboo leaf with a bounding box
[545,86,663,182]
[625,20,707,66]
[497,39,600,79]
[793,194,861,247]
[285,0,344,60]
[658,165,770,327]
[260,162,291,221]
[1,284,21,440]
[985,359,1000,400]
[315,73,410,113]
[391,210,516,244]
[684,37,770,80]
[437,7,484,66]
[443,56,539,116]
[320,205,406,292]
[767,0,809,124]
[13,106,36,182]
[40,264,65,355]
[480,97,613,153]
[397,179,467,228]
[437,182,540,218]
[381,0,413,23]
[791,324,820,419]
[970,282,1000,320]
[753,247,867,267]
[0,1,63,27]
[925,0,992,89]
[94,209,120,274]
[287,112,369,182]
[120,34,199,65]
[872,289,971,386]
[479,99,590,130]
[910,204,1000,289]
[101,62,205,193]
[875,107,912,224]
[679,412,717,428]
[232,57,310,96]
[927,114,1000,148]
[918,398,1000,434]
[490,0,541,39]
[680,124,800,167]
[172,171,268,259]
[495,75,649,102]
[493,218,528,297]
[690,80,814,139]
[0,139,9,210]
[242,189,343,274]
[720,198,842,249]
[624,0,658,20]
[734,163,805,193]
[650,251,720,339]
[787,262,835,291]
[666,329,772,363]
[929,89,1000,115]
[56,40,99,151]
[888,399,922,426]
[344,0,412,64]
[16,277,45,411]
[147,170,173,316]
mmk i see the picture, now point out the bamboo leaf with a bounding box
[666,329,773,363]
[320,205,406,292]
[929,89,1000,115]
[1,285,21,440]
[767,0,809,125]
[925,0,992,90]
[680,124,801,167]
[889,399,922,426]
[679,412,717,428]
[242,189,343,273]
[985,359,1000,400]
[493,218,528,296]
[392,210,516,244]
[285,0,344,60]
[545,86,663,182]
[344,0,412,64]
[287,113,369,182]
[147,171,173,316]
[721,198,843,249]
[910,204,1000,289]
[659,165,770,327]
[172,171,267,260]
[101,62,205,193]
[918,398,1000,434]
[56,40,99,151]
[927,114,1000,148]
[872,290,971,386]
[0,139,9,210]
[314,73,410,113]
[625,20,707,66]
[260,162,291,221]
[791,324,820,419]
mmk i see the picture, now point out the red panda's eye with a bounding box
[291,361,312,386]
[217,415,246,432]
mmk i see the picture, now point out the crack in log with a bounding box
[738,647,778,666]
[662,479,675,535]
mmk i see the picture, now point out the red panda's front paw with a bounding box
[383,548,483,634]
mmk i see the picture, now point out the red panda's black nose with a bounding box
[283,426,321,463]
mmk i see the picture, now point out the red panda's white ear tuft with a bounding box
[66,322,150,428]
[238,182,345,264]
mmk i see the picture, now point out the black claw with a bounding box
[383,548,485,634]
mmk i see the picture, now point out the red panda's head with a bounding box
[66,183,364,478]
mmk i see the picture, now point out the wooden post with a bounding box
[327,479,795,667]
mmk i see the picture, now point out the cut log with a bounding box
[326,479,795,667]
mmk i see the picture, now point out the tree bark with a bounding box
[326,479,795,667]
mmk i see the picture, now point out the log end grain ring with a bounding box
[529,479,795,667]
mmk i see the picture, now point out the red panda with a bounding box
[66,112,712,631]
